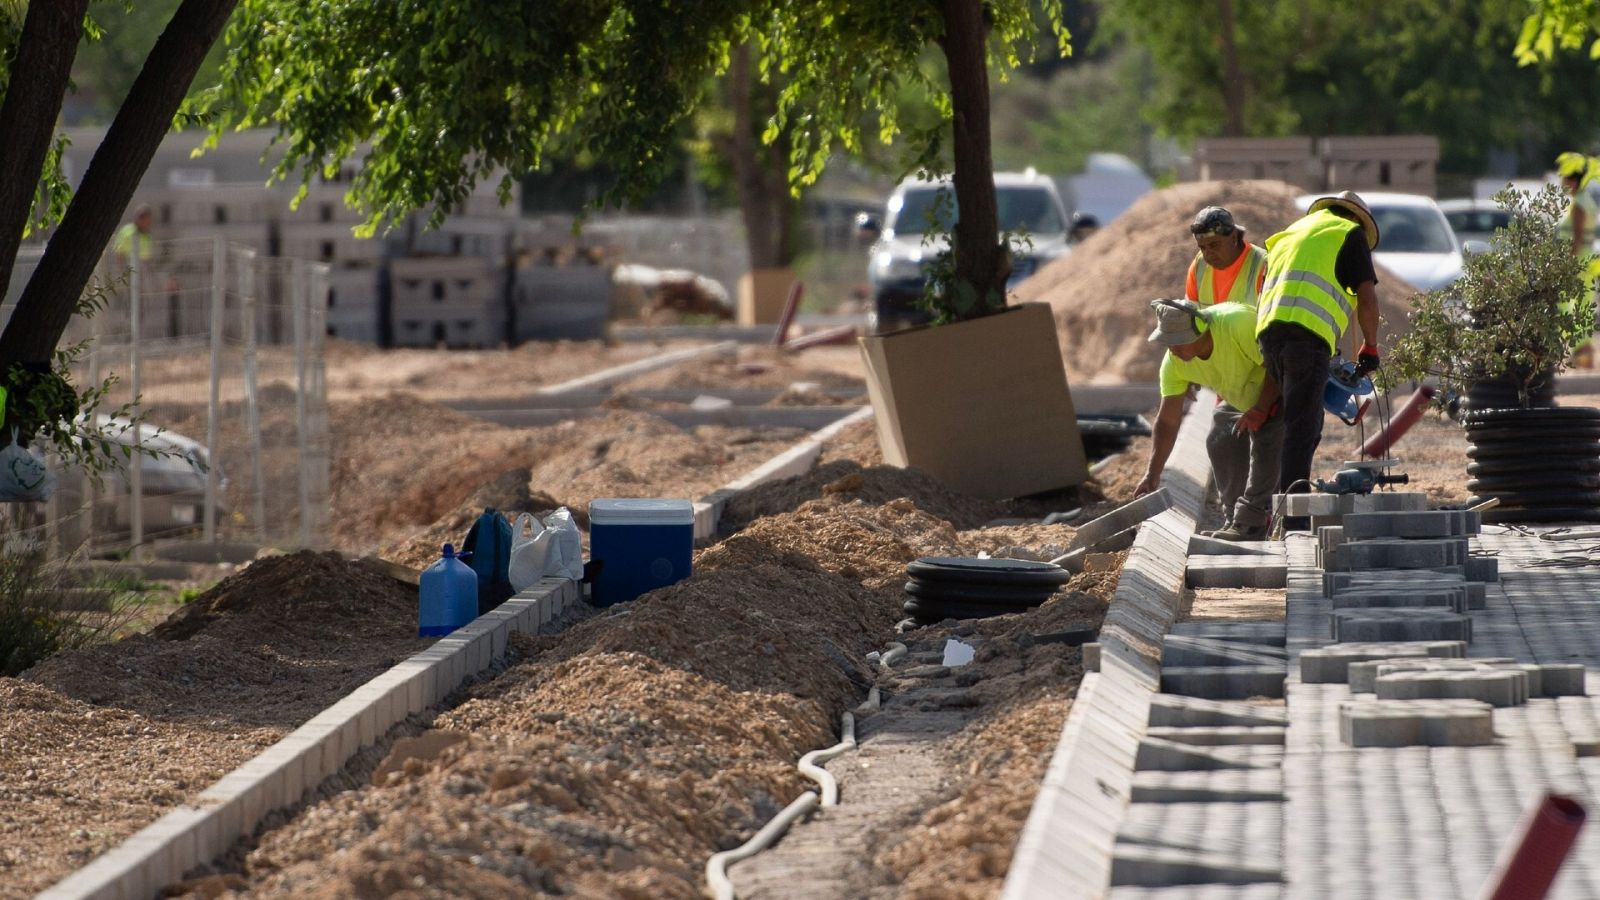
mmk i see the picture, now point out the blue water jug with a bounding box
[419,543,478,637]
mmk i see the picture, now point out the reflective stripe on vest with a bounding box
[1193,244,1267,306]
[1256,210,1359,352]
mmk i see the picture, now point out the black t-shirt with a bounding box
[1335,230,1378,293]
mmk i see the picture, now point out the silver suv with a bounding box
[859,170,1072,332]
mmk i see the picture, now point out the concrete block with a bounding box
[1536,664,1587,697]
[1147,695,1288,728]
[1466,555,1500,582]
[1298,641,1467,684]
[1110,845,1280,888]
[1185,556,1287,589]
[1083,643,1101,672]
[1330,608,1472,643]
[1277,491,1427,518]
[1186,536,1284,557]
[1340,510,1481,539]
[1332,537,1470,571]
[1167,622,1286,646]
[1161,636,1287,668]
[1130,769,1285,803]
[1339,698,1494,747]
[1134,736,1273,771]
[1347,657,1515,693]
[1067,489,1174,551]
[1376,668,1529,707]
[1144,726,1286,746]
[1329,588,1468,613]
[1159,666,1285,700]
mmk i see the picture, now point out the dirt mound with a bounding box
[1015,179,1420,384]
[381,469,570,570]
[819,416,885,467]
[26,551,424,726]
[718,460,1011,534]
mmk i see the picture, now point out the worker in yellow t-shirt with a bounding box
[112,204,155,271]
[1135,299,1282,540]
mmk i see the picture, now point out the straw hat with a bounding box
[1147,298,1211,346]
[1308,190,1380,250]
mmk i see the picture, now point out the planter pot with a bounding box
[1461,405,1600,523]
[1463,367,1555,412]
[736,267,796,326]
[859,302,1088,500]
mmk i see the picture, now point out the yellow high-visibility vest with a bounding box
[1193,244,1267,307]
[1255,210,1360,353]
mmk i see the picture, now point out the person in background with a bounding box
[1186,206,1268,307]
[112,204,156,272]
[1255,191,1381,516]
[1068,211,1100,245]
[1136,299,1282,541]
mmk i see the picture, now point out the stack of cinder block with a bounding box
[1295,504,1587,747]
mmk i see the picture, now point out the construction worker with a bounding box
[112,204,155,272]
[1255,190,1381,508]
[1136,299,1282,540]
[1186,206,1267,307]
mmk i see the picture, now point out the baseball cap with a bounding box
[1147,299,1210,346]
[1190,206,1243,237]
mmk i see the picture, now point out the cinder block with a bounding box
[1330,608,1472,643]
[1339,698,1494,747]
[1161,636,1287,668]
[1185,556,1287,589]
[1144,726,1286,746]
[1147,695,1288,728]
[1299,641,1467,684]
[1160,665,1285,699]
[1376,668,1528,707]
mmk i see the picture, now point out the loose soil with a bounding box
[617,345,867,395]
[1015,180,1421,385]
[160,491,1116,899]
[0,552,427,900]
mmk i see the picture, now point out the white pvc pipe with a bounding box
[705,791,819,900]
[798,712,856,807]
[880,642,907,673]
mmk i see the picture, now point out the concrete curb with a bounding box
[1002,391,1215,900]
[692,406,874,541]
[36,578,583,900]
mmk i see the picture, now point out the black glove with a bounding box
[1356,343,1380,376]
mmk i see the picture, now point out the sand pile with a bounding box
[1015,179,1421,384]
[380,468,570,570]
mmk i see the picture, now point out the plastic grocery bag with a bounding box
[506,512,552,592]
[543,507,584,580]
[0,430,54,502]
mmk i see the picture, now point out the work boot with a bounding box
[1209,523,1268,542]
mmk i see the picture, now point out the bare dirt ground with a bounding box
[615,344,867,397]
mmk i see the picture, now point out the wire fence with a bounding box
[3,238,330,559]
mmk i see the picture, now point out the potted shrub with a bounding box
[1384,185,1599,523]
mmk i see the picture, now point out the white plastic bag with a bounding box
[543,506,584,580]
[506,512,552,592]
[0,431,55,502]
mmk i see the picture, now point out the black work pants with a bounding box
[1258,321,1331,493]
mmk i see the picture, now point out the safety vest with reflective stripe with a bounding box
[1192,244,1267,307]
[1255,210,1359,353]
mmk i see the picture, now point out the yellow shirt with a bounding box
[1158,302,1267,410]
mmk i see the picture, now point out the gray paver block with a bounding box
[1160,666,1286,700]
[1375,668,1529,707]
[1068,488,1175,551]
[1338,698,1494,746]
[1347,656,1516,693]
[1083,642,1101,672]
[1135,736,1284,771]
[1328,588,1469,613]
[1147,695,1289,728]
[1129,769,1285,803]
[1339,510,1481,539]
[1110,846,1282,888]
[1186,536,1285,558]
[1144,726,1286,746]
[1185,556,1287,589]
[1167,622,1286,646]
[1322,573,1487,608]
[1277,491,1428,518]
[1535,663,1587,696]
[1161,636,1288,668]
[1329,608,1472,643]
[1465,555,1500,582]
[1325,537,1470,572]
[1298,641,1468,684]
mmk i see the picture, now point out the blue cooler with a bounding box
[588,498,694,606]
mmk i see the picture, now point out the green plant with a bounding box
[1383,185,1592,407]
[0,540,140,676]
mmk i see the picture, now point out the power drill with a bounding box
[1314,467,1410,495]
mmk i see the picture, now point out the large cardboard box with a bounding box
[859,302,1088,500]
[736,267,796,325]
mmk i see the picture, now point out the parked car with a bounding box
[52,417,224,548]
[1438,197,1509,248]
[1297,191,1471,293]
[859,169,1072,333]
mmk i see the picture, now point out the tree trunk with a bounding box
[729,43,793,270]
[939,0,1007,316]
[0,0,91,304]
[0,0,240,369]
[1217,0,1247,137]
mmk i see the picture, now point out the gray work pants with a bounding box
[1208,404,1285,529]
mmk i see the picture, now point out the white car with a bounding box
[1297,191,1467,293]
[1438,197,1508,248]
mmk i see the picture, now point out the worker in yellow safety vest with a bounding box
[1255,190,1382,515]
[1185,206,1267,307]
[112,204,155,271]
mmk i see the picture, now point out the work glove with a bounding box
[1235,407,1267,435]
[1355,343,1381,376]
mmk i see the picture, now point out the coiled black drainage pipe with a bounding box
[902,556,1072,624]
[1462,406,1600,523]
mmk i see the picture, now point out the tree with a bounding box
[0,0,239,441]
[212,0,1069,319]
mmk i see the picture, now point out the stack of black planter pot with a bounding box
[1464,405,1600,523]
[902,556,1070,624]
[1462,370,1556,412]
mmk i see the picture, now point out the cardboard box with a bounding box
[736,267,796,325]
[859,302,1088,499]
